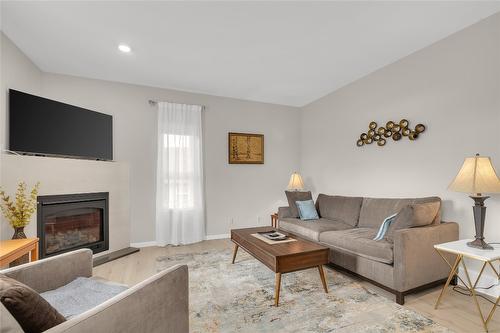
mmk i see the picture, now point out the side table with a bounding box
[271,213,278,228]
[434,239,500,332]
[0,238,39,267]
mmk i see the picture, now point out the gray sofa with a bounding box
[0,249,189,333]
[278,194,459,305]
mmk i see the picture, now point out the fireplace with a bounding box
[37,192,109,258]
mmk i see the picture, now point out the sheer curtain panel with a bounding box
[156,102,205,246]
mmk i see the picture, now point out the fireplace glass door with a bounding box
[37,193,109,258]
[43,206,103,256]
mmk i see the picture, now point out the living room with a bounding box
[1,1,500,332]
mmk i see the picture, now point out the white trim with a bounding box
[130,241,158,248]
[131,234,229,247]
[205,233,230,240]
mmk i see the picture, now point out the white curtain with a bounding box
[156,102,205,246]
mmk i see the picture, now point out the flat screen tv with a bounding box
[9,89,113,160]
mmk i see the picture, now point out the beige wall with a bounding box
[301,14,500,244]
[0,33,301,243]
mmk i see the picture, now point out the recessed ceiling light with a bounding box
[118,44,131,53]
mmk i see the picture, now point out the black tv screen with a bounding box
[9,90,113,160]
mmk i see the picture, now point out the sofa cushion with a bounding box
[279,218,353,242]
[316,194,363,227]
[385,201,441,243]
[319,228,394,264]
[0,273,66,332]
[358,197,441,229]
[285,191,313,217]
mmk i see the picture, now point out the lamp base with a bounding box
[467,238,494,250]
[466,195,493,250]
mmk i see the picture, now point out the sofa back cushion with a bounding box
[316,194,363,227]
[285,191,313,217]
[358,196,441,229]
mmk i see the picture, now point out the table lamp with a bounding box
[448,154,500,250]
[287,172,304,191]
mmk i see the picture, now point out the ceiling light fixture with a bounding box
[118,44,131,53]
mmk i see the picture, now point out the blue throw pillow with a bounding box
[373,213,397,241]
[296,200,319,220]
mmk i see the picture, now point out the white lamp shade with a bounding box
[448,155,500,195]
[287,172,304,191]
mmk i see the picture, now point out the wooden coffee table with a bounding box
[231,227,329,306]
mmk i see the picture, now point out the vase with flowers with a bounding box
[0,181,40,266]
[0,181,40,240]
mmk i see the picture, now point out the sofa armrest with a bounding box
[45,264,189,333]
[393,222,459,292]
[1,249,92,293]
[278,206,293,219]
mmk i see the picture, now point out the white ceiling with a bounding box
[2,1,500,107]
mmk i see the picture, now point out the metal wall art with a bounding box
[356,119,426,147]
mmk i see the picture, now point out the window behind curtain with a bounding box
[163,134,195,209]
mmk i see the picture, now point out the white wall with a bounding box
[0,33,301,243]
[301,14,500,245]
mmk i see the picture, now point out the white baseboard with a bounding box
[131,234,229,247]
[205,233,230,240]
[130,241,158,248]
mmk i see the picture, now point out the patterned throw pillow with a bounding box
[296,200,319,220]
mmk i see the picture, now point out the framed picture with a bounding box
[228,132,264,164]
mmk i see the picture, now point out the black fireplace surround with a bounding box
[37,192,109,259]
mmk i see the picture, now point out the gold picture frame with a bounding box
[228,132,264,164]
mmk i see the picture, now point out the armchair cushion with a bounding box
[0,273,66,333]
[41,277,128,319]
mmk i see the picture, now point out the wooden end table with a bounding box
[271,213,278,228]
[434,239,500,332]
[231,227,329,306]
[0,238,39,267]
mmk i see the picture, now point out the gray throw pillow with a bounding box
[0,273,66,333]
[385,201,440,243]
[285,191,312,217]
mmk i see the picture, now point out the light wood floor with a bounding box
[94,239,499,333]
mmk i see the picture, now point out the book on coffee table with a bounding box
[257,231,288,241]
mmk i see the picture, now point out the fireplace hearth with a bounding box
[37,192,109,258]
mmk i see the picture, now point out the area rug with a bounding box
[156,248,453,333]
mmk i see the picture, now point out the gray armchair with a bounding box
[0,249,189,333]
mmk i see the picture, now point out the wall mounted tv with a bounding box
[9,89,113,160]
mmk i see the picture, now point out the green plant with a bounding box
[0,182,40,228]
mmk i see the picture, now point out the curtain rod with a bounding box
[148,99,206,111]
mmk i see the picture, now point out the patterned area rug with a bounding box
[156,248,453,333]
